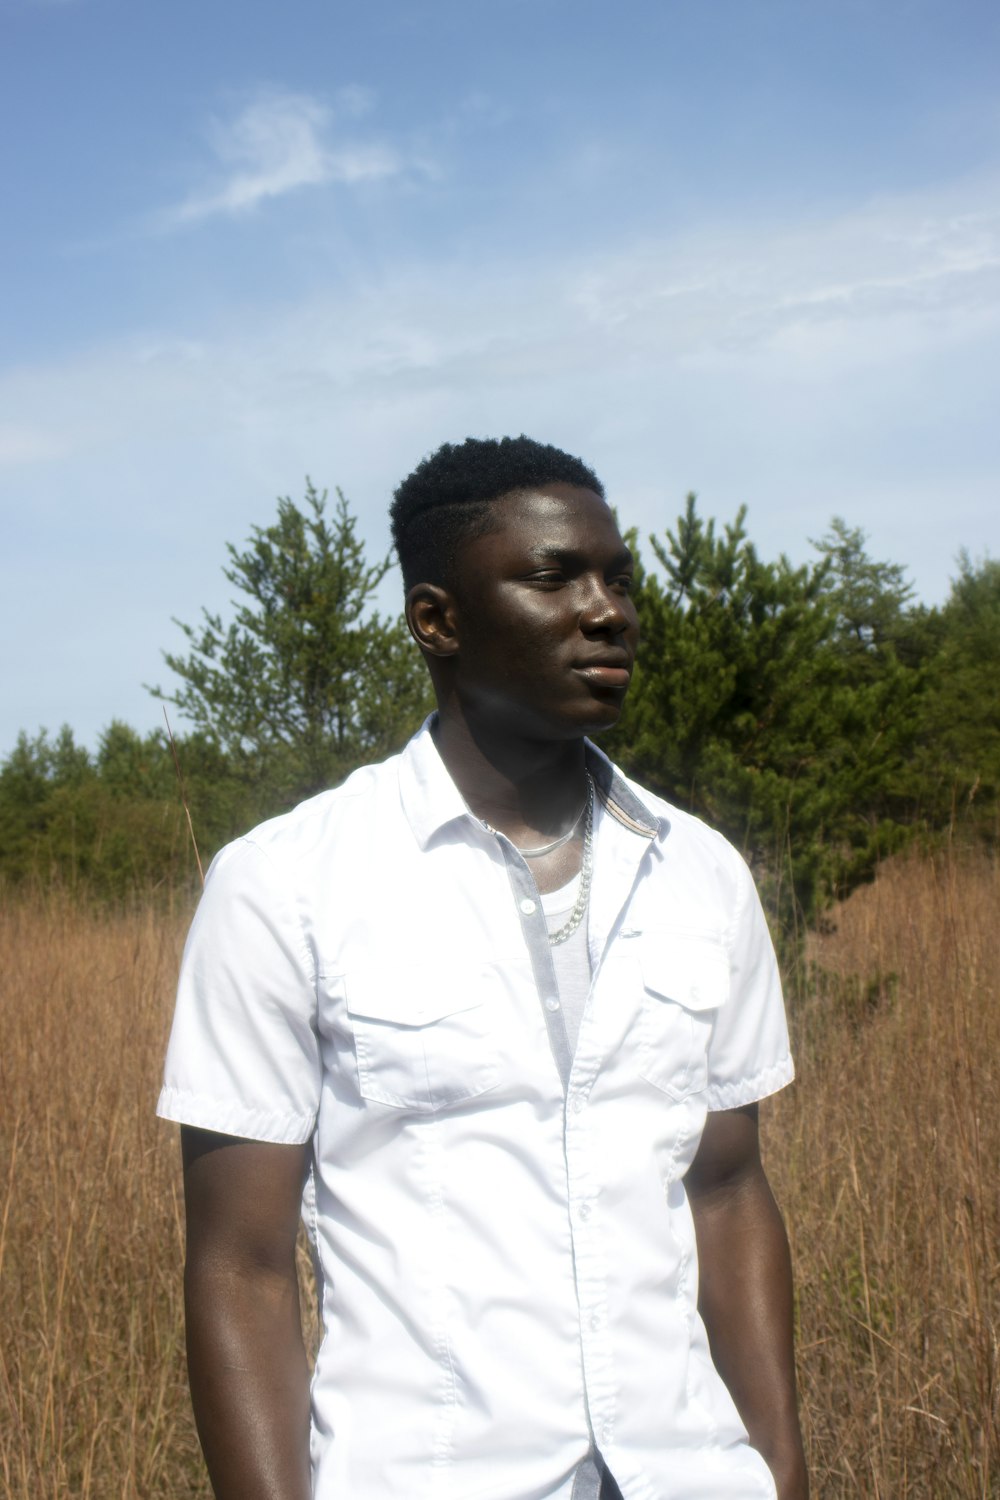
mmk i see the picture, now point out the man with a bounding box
[158,435,809,1500]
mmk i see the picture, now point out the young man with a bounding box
[158,436,808,1500]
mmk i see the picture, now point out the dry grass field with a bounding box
[766,848,1000,1497]
[1,851,997,1498]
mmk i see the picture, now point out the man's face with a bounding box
[448,483,639,740]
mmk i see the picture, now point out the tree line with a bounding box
[2,482,996,944]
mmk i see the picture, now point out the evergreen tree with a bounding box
[811,516,914,657]
[149,483,432,805]
[4,488,992,914]
[608,497,918,944]
[0,727,93,883]
[915,554,1000,821]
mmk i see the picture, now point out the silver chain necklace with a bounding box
[479,776,595,948]
[479,776,591,858]
[512,784,591,859]
[546,778,594,947]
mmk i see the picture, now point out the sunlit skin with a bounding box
[406,483,638,878]
[437,484,639,736]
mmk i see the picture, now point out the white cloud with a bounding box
[3,174,998,714]
[566,192,1000,358]
[159,89,406,227]
[8,176,1000,498]
[13,176,1000,448]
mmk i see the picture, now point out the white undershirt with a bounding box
[540,874,592,1056]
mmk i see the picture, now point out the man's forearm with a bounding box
[690,1168,808,1500]
[180,1129,313,1500]
[185,1256,312,1500]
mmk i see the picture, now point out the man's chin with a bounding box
[581,684,630,727]
[559,696,628,739]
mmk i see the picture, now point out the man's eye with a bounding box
[613,574,634,592]
[531,571,565,585]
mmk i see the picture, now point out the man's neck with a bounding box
[431,711,590,848]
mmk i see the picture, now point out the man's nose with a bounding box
[580,577,634,634]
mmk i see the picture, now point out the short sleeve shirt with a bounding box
[158,721,793,1500]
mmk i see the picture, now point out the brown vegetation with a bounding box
[1,852,997,1497]
[766,849,1000,1496]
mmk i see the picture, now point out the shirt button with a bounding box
[519,897,537,915]
[590,1311,601,1330]
[601,1422,613,1445]
[578,1202,591,1220]
[544,995,561,1012]
[571,1095,585,1114]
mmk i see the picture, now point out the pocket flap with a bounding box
[345,966,490,1027]
[638,934,729,1012]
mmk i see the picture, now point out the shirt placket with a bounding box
[495,804,655,1488]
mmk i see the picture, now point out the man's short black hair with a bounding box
[391,435,604,591]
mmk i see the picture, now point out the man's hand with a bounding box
[181,1126,313,1500]
[687,1103,809,1500]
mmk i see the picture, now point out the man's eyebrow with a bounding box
[523,544,635,568]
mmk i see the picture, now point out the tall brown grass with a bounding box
[765,848,1000,1497]
[0,890,202,1497]
[1,851,996,1497]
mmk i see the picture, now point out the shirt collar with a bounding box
[398,716,479,849]
[584,740,665,840]
[398,716,666,849]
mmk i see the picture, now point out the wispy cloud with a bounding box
[158,89,407,228]
[12,176,1000,476]
[4,173,999,757]
[567,193,1000,356]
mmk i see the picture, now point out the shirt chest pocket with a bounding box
[636,934,729,1101]
[339,962,502,1112]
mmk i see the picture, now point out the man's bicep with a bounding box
[686,1102,761,1202]
[181,1126,311,1271]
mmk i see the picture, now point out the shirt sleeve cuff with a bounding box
[703,1054,795,1112]
[156,1085,316,1145]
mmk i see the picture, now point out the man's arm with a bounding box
[181,1126,313,1500]
[686,1102,809,1500]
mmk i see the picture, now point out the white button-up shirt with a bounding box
[158,721,793,1500]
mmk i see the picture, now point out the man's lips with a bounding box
[573,659,633,689]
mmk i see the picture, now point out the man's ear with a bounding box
[405,583,460,658]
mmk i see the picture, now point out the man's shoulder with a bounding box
[213,750,405,875]
[607,766,769,949]
[608,760,745,866]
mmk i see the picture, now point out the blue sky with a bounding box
[2,0,998,755]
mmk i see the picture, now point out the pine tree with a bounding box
[149,483,432,805]
[915,554,1000,820]
[608,497,918,944]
